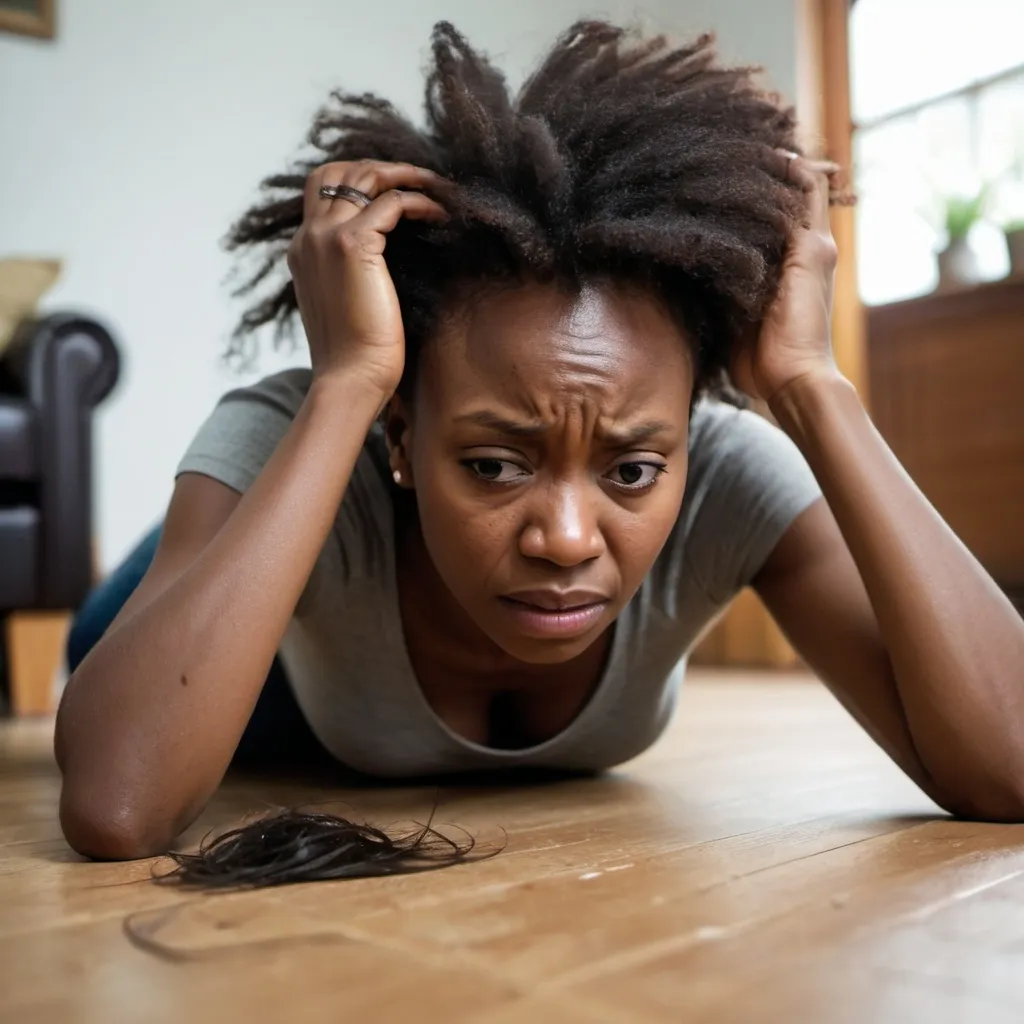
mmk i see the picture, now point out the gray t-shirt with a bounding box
[177,368,821,777]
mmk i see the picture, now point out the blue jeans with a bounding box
[67,525,328,766]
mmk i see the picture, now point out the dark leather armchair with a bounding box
[0,314,120,713]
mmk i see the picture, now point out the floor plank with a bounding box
[2,670,1023,1023]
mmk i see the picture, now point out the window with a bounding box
[851,0,1024,304]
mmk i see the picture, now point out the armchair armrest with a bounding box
[0,314,121,608]
[2,313,120,407]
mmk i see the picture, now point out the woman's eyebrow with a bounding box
[454,410,673,447]
[599,420,674,448]
[454,410,548,438]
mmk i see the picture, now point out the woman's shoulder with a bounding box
[217,367,390,473]
[223,366,392,485]
[177,367,390,500]
[651,397,821,607]
[688,396,767,449]
[685,397,807,487]
[217,367,313,420]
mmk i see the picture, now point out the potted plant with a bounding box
[1003,217,1024,276]
[936,190,986,291]
[994,151,1024,277]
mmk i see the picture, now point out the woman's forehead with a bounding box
[425,281,694,405]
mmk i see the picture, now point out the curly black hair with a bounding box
[227,20,807,400]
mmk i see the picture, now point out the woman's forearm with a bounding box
[770,371,1024,819]
[56,373,388,856]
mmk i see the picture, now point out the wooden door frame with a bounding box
[797,0,867,397]
[693,0,866,668]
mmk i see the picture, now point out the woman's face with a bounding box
[393,280,694,666]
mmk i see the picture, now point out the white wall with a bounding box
[0,0,796,571]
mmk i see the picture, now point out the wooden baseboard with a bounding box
[4,611,70,716]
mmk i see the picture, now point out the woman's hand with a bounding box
[288,160,449,394]
[732,152,844,405]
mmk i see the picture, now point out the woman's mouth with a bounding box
[497,596,609,639]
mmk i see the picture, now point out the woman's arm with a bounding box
[57,159,448,859]
[756,379,1024,819]
[740,151,1024,820]
[56,374,389,859]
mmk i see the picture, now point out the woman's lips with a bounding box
[497,596,609,639]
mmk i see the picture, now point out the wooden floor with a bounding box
[3,670,1024,1023]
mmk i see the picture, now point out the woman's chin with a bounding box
[485,611,613,666]
[501,638,592,666]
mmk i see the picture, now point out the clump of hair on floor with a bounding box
[227,19,827,402]
[156,808,483,890]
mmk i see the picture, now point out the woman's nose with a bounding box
[518,483,606,567]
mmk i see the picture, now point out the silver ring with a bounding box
[318,184,373,207]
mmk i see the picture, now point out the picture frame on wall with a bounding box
[0,0,55,39]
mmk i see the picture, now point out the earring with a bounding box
[392,469,403,485]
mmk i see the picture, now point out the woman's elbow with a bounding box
[59,788,171,861]
[930,780,1024,825]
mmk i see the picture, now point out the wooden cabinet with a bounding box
[867,277,1024,606]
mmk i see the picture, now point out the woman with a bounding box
[57,21,1024,865]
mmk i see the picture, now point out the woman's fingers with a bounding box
[774,150,838,230]
[304,160,448,226]
[303,164,339,223]
[355,190,450,238]
[346,161,449,198]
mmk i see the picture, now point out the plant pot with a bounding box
[1006,228,1024,277]
[936,237,981,291]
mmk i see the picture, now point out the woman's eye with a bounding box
[608,462,665,490]
[464,458,529,483]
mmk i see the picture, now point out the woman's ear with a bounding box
[383,394,415,489]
